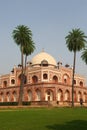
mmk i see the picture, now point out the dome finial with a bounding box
[42,48,44,52]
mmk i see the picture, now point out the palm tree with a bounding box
[65,28,87,107]
[81,48,87,64]
[12,25,35,105]
[23,41,35,71]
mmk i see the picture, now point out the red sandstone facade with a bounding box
[0,51,87,106]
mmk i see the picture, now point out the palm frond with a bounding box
[81,49,87,64]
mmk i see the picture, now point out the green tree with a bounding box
[81,48,87,64]
[12,25,35,105]
[65,28,87,107]
[23,40,35,71]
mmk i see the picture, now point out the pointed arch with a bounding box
[32,75,38,83]
[77,91,82,102]
[17,74,27,86]
[79,81,83,87]
[27,90,32,101]
[3,81,7,88]
[12,91,17,102]
[43,73,48,79]
[64,90,70,101]
[74,79,76,85]
[35,89,41,101]
[11,79,15,85]
[52,75,58,83]
[63,73,70,84]
[0,92,4,102]
[45,89,53,101]
[6,91,10,102]
[74,91,77,102]
[57,89,63,101]
[83,92,87,102]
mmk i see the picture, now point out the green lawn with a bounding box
[0,107,87,130]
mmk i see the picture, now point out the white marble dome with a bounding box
[31,51,57,66]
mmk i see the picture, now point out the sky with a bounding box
[0,0,87,84]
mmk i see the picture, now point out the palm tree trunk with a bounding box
[24,55,27,74]
[72,51,76,107]
[18,46,24,105]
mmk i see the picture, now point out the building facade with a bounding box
[0,51,87,106]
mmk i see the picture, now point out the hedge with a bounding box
[0,101,31,106]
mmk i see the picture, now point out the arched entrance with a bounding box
[27,90,32,101]
[13,91,17,102]
[64,90,70,101]
[6,92,10,102]
[35,90,41,101]
[57,89,63,101]
[83,92,86,102]
[45,90,53,101]
[52,75,58,83]
[17,74,27,86]
[0,92,4,102]
[32,75,38,83]
[78,91,82,102]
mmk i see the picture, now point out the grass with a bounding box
[0,107,87,130]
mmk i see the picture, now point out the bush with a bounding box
[0,102,18,106]
[0,101,31,106]
[22,101,31,105]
